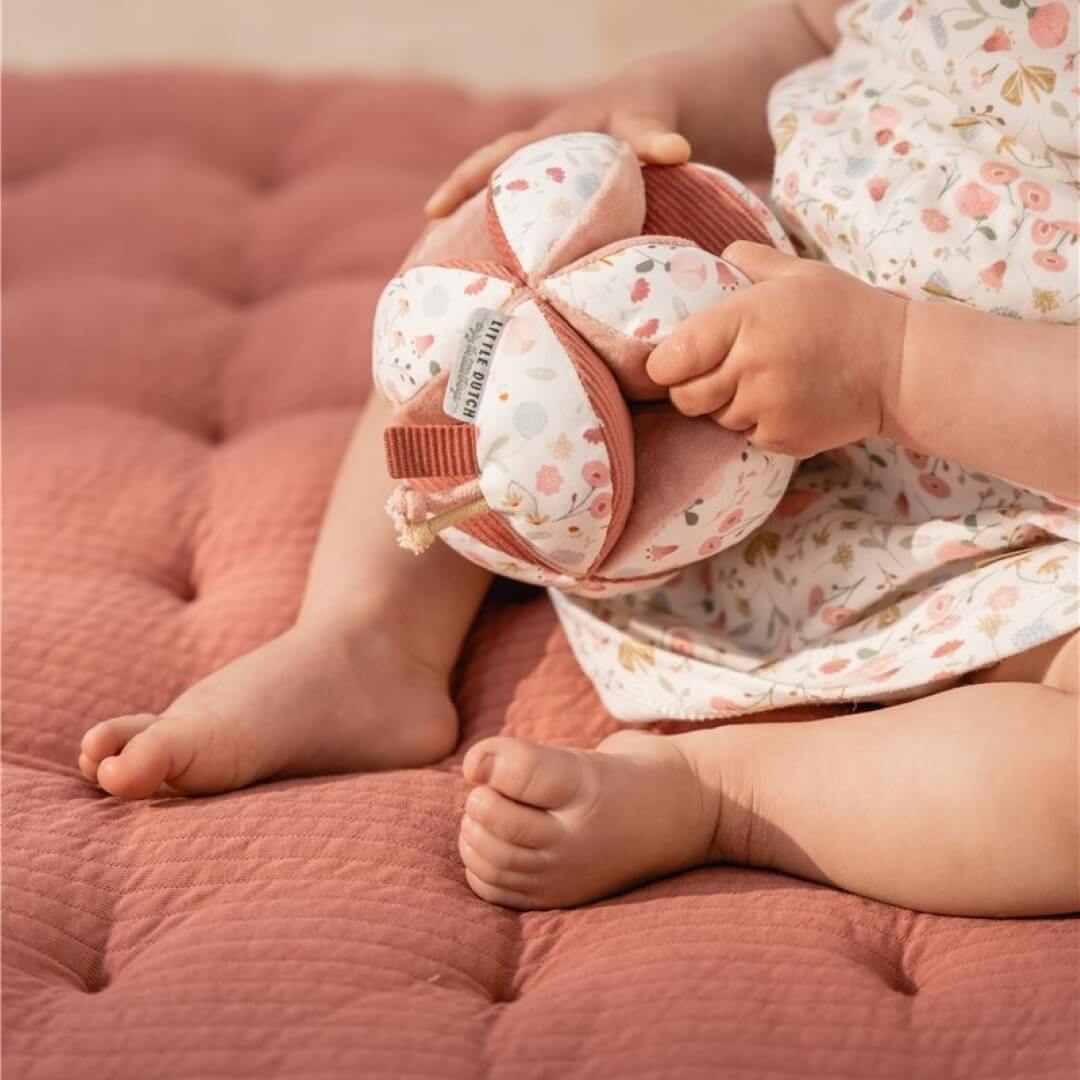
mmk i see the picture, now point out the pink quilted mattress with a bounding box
[3,71,1077,1079]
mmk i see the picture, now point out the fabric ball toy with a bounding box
[371,132,796,596]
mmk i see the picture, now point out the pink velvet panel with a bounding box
[3,71,1078,1080]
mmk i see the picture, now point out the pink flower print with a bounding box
[412,333,435,355]
[820,657,850,674]
[1019,180,1051,212]
[464,276,489,295]
[893,140,911,156]
[936,539,985,560]
[895,491,910,517]
[979,161,1020,185]
[698,536,724,557]
[932,640,964,658]
[505,179,530,192]
[988,585,1020,610]
[979,260,1007,290]
[709,696,742,713]
[981,26,1012,52]
[583,426,604,444]
[783,171,799,199]
[954,182,999,219]
[545,166,565,183]
[630,277,650,303]
[820,606,856,628]
[871,667,902,684]
[1053,219,1080,237]
[927,614,961,635]
[633,317,660,339]
[869,105,902,129]
[582,460,610,487]
[808,585,825,616]
[1031,218,1059,245]
[970,65,994,90]
[589,492,612,520]
[813,110,841,124]
[921,208,950,233]
[663,628,698,657]
[927,592,954,621]
[899,4,914,20]
[648,543,679,561]
[535,465,563,495]
[905,448,930,469]
[669,251,709,291]
[875,129,893,147]
[775,488,823,518]
[919,473,952,498]
[1028,2,1070,48]
[501,316,537,356]
[850,653,900,680]
[715,260,739,286]
[1034,249,1068,271]
[867,176,890,203]
[718,508,744,533]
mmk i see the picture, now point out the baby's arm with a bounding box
[426,1,846,217]
[884,302,1079,501]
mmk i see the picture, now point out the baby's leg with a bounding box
[459,633,1078,916]
[80,394,491,799]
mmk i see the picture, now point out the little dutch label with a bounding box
[443,308,507,423]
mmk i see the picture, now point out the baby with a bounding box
[79,0,1078,917]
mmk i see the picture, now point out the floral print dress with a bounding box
[548,0,1079,721]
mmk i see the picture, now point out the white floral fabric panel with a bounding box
[475,298,615,576]
[489,133,629,275]
[695,163,798,256]
[372,266,513,405]
[439,527,579,590]
[603,447,795,581]
[542,240,751,347]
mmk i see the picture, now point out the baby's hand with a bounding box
[646,243,907,459]
[424,64,690,218]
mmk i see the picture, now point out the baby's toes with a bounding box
[463,868,544,911]
[80,714,159,778]
[459,814,551,876]
[464,784,563,848]
[96,726,177,800]
[461,841,546,910]
[463,736,585,810]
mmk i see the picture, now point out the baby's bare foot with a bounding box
[458,729,723,909]
[79,623,458,800]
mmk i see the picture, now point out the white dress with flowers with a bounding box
[548,0,1079,722]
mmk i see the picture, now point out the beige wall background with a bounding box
[2,0,765,90]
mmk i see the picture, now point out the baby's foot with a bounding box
[458,730,723,909]
[79,623,458,800]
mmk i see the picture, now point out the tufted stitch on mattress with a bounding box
[3,71,1078,1079]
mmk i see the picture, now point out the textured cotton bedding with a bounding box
[2,71,1078,1079]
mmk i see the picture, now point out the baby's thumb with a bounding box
[722,241,800,283]
[610,111,691,164]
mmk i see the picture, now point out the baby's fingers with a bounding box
[646,304,740,388]
[609,111,691,164]
[669,365,740,420]
[425,130,535,218]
